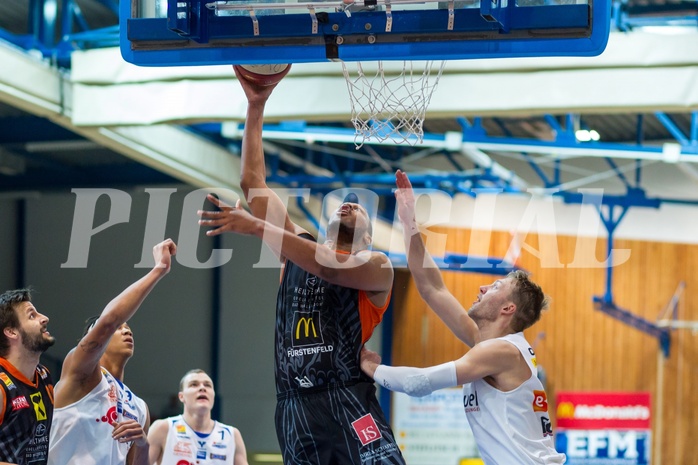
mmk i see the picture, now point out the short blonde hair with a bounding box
[179,369,209,392]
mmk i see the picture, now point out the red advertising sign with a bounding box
[556,392,651,430]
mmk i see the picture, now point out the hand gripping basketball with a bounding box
[234,64,292,87]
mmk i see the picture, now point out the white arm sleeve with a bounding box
[373,361,458,397]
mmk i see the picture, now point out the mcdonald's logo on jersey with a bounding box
[292,311,324,347]
[30,392,48,421]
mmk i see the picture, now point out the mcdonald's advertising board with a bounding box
[555,392,651,465]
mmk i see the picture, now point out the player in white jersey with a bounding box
[49,239,177,465]
[360,171,565,465]
[148,369,249,465]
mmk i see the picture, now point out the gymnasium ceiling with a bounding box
[0,0,697,220]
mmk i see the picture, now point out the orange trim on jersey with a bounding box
[45,383,54,405]
[0,357,30,427]
[0,357,38,387]
[358,289,392,344]
[333,248,390,343]
[0,383,5,426]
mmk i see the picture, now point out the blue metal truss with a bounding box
[0,0,119,67]
[389,253,518,276]
[215,109,698,195]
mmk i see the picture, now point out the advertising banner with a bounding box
[392,388,482,465]
[555,392,651,465]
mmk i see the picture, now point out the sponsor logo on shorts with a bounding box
[352,414,382,446]
[295,376,314,388]
[12,396,30,410]
[533,390,548,412]
[359,443,399,462]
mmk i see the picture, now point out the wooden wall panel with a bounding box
[391,227,698,464]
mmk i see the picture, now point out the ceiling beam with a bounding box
[0,40,243,194]
[67,31,698,126]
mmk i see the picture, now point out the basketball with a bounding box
[234,64,292,87]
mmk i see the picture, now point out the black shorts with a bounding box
[275,382,406,465]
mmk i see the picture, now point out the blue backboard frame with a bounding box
[120,0,611,66]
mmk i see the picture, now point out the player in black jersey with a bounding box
[0,288,56,465]
[197,69,406,465]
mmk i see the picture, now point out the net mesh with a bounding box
[341,60,446,148]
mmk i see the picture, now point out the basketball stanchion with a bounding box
[340,60,446,148]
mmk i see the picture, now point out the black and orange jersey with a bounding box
[0,358,54,465]
[275,234,390,396]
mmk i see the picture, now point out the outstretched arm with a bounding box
[395,170,479,347]
[54,240,176,407]
[199,198,393,292]
[235,67,304,239]
[361,341,520,397]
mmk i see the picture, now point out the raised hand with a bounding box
[152,239,176,272]
[198,195,262,237]
[395,169,419,235]
[233,66,280,106]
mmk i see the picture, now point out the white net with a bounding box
[341,60,446,148]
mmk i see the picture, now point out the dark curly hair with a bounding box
[0,288,33,357]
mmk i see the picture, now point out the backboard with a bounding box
[121,0,611,66]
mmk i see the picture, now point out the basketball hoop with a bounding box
[340,60,446,149]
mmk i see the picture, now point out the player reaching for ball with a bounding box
[48,239,177,465]
[196,68,406,464]
[359,170,566,465]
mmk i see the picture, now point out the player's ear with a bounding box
[4,327,17,339]
[501,303,516,315]
[362,232,371,247]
